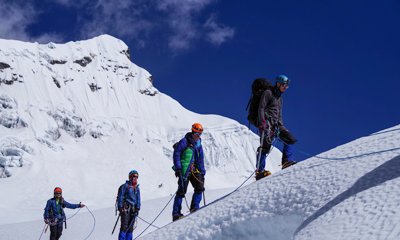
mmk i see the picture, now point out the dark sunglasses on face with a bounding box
[131,175,138,178]
[54,193,62,196]
[193,127,203,132]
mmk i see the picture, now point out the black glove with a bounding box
[44,219,49,224]
[175,169,181,178]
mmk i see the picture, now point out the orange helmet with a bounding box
[191,123,203,133]
[54,187,62,194]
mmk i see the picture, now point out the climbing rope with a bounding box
[38,207,82,240]
[137,216,160,229]
[133,193,176,239]
[66,207,82,220]
[295,146,400,160]
[369,127,400,136]
[132,137,277,238]
[38,223,47,240]
[130,129,400,237]
[83,206,96,240]
[277,136,400,161]
[38,206,94,240]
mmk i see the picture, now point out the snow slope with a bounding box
[142,125,400,240]
[1,126,399,239]
[0,35,282,224]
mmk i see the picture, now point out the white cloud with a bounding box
[33,33,65,44]
[0,1,35,41]
[74,0,233,51]
[155,0,236,50]
[157,0,214,13]
[0,0,64,43]
[78,0,153,44]
[204,15,235,46]
[51,0,90,8]
[0,0,235,50]
[165,17,198,50]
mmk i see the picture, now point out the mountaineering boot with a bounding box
[172,213,184,221]
[282,160,297,169]
[190,208,198,213]
[255,170,271,180]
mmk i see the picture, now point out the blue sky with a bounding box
[1,0,399,160]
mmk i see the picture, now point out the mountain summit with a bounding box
[0,35,281,220]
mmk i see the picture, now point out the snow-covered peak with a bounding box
[0,35,282,221]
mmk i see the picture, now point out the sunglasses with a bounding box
[193,132,202,136]
[193,127,203,132]
[131,175,138,178]
[54,193,62,195]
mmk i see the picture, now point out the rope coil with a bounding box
[38,206,95,240]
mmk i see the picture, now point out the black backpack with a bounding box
[115,184,124,215]
[246,78,273,127]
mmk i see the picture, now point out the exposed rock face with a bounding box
[0,62,10,70]
[50,59,67,65]
[74,56,92,67]
[88,83,102,92]
[120,48,131,60]
[139,89,158,96]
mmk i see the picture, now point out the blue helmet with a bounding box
[128,170,139,178]
[276,75,290,85]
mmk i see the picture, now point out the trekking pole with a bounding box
[111,214,120,235]
[202,192,206,206]
[256,130,265,171]
[38,224,48,240]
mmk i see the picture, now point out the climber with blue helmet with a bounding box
[256,74,297,180]
[116,170,141,240]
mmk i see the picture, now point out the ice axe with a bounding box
[111,214,120,235]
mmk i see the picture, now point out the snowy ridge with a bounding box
[142,125,400,240]
[0,35,282,224]
[2,125,397,239]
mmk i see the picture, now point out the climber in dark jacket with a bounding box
[117,170,141,240]
[256,75,298,180]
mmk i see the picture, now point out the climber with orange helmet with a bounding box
[43,187,85,240]
[172,123,206,221]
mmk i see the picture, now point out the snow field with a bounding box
[142,126,400,240]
